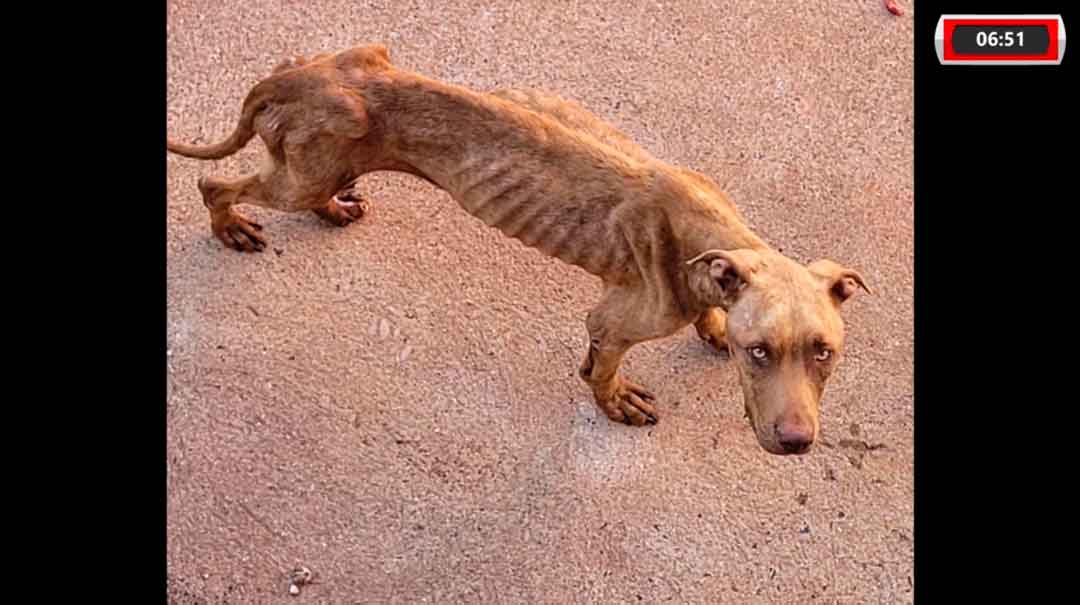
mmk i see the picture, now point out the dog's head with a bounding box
[686,249,870,455]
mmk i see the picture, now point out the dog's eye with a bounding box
[748,346,768,361]
[814,349,832,362]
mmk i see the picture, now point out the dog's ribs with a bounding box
[379,85,642,278]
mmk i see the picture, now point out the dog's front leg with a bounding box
[578,338,657,426]
[578,286,676,426]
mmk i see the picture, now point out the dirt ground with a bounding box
[166,1,913,603]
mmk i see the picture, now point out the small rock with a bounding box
[274,247,284,256]
[378,318,391,339]
[398,345,413,363]
[291,567,313,585]
[289,583,300,596]
[796,493,808,505]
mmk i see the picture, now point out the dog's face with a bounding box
[687,249,869,455]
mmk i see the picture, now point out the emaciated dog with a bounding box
[167,44,870,455]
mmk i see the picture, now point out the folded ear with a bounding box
[686,248,763,307]
[807,259,872,305]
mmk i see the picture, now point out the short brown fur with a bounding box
[167,44,870,455]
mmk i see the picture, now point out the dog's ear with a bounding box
[686,248,762,307]
[807,259,872,305]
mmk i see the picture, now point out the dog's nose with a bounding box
[775,422,813,454]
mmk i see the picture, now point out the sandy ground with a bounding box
[166,1,913,603]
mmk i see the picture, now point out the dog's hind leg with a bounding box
[316,179,371,227]
[196,174,271,252]
[197,165,354,252]
[197,133,372,251]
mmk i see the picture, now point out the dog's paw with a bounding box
[596,379,658,426]
[212,210,267,253]
[315,196,370,227]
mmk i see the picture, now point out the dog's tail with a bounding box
[166,84,275,160]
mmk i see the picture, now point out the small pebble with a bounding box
[291,567,313,585]
[289,583,300,595]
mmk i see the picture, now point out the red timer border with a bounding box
[943,18,1059,61]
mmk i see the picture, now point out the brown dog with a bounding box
[167,44,870,455]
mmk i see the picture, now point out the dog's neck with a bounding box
[654,169,773,258]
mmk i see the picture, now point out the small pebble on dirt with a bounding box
[287,567,313,595]
[796,493,808,505]
[290,567,313,585]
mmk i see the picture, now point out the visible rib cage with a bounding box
[449,155,636,278]
[364,74,651,280]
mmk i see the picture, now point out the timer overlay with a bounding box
[951,25,1050,56]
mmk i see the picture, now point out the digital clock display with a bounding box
[951,25,1049,56]
[936,15,1066,65]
